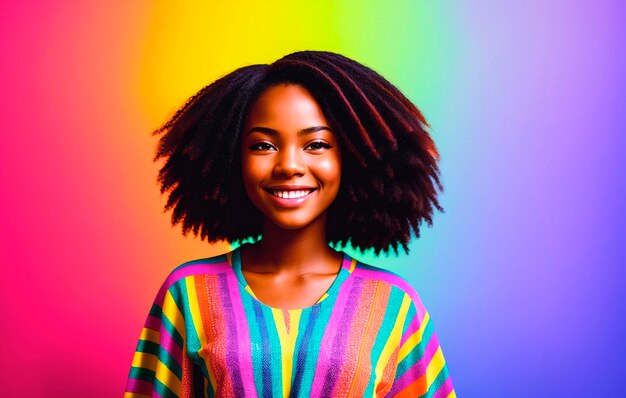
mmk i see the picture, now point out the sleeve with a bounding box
[124,278,198,398]
[386,296,456,398]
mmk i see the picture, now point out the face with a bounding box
[241,84,341,231]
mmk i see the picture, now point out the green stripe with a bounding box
[128,366,179,398]
[149,302,184,349]
[293,292,339,397]
[129,366,153,382]
[149,303,162,318]
[260,304,283,397]
[420,363,450,398]
[153,376,179,398]
[240,286,267,395]
[401,303,418,337]
[136,340,182,380]
[395,317,435,378]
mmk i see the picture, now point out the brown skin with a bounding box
[240,84,343,309]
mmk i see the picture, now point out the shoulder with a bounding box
[153,251,233,303]
[350,258,426,312]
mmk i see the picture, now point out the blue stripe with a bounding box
[291,305,319,396]
[252,299,273,398]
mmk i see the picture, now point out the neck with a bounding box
[245,213,340,274]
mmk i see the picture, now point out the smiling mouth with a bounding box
[265,189,316,199]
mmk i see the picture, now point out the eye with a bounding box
[305,141,332,151]
[250,142,276,151]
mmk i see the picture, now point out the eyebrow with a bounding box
[245,126,333,137]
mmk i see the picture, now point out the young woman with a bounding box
[125,51,455,397]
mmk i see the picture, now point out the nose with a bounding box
[273,146,306,177]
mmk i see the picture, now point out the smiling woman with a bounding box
[125,51,455,397]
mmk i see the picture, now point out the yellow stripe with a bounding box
[244,285,257,298]
[123,393,150,398]
[271,309,288,397]
[349,258,357,272]
[131,350,158,369]
[184,277,207,347]
[317,292,329,303]
[139,327,160,344]
[185,277,216,388]
[425,347,446,391]
[374,294,411,388]
[286,310,301,396]
[131,351,182,394]
[447,390,457,398]
[161,290,186,340]
[271,308,302,398]
[398,312,430,362]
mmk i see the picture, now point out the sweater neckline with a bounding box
[229,244,356,311]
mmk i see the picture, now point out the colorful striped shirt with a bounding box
[125,245,455,397]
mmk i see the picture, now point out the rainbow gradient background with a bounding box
[1,1,624,396]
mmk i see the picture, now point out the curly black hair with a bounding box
[154,51,443,255]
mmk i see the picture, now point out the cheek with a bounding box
[316,157,342,189]
[241,156,276,209]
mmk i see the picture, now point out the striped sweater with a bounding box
[125,245,455,397]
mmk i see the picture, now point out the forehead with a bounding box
[244,84,329,129]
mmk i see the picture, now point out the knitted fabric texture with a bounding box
[125,245,455,397]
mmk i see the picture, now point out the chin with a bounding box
[269,218,314,231]
[264,211,326,231]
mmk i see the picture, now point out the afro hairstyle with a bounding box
[154,50,443,255]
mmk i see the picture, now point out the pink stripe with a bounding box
[431,378,454,398]
[310,275,356,395]
[139,315,183,364]
[352,268,426,318]
[138,315,183,364]
[144,315,161,331]
[125,378,153,395]
[155,261,231,304]
[341,255,354,271]
[157,322,183,362]
[387,332,441,395]
[399,314,422,346]
[225,269,258,397]
[143,316,183,361]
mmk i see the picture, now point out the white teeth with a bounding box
[271,189,312,199]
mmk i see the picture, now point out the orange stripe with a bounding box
[180,341,194,398]
[376,347,399,397]
[347,281,392,396]
[348,258,357,273]
[196,274,231,394]
[334,283,371,389]
[394,373,428,398]
[396,347,447,397]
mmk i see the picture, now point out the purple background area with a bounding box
[394,2,626,396]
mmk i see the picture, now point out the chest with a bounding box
[242,271,338,309]
[186,273,404,397]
